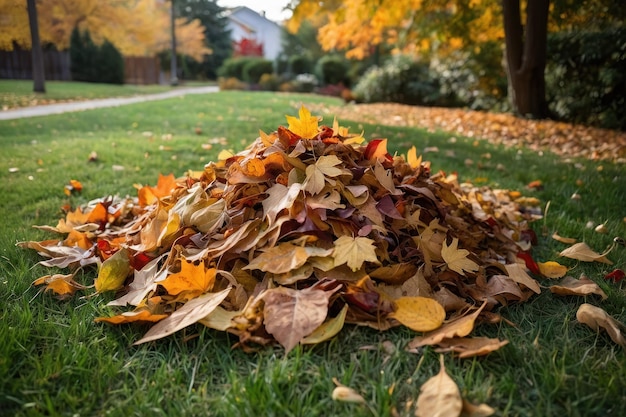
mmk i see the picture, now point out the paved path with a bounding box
[0,86,219,121]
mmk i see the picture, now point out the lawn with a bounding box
[0,90,624,416]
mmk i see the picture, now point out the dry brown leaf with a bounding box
[95,310,168,325]
[576,303,626,348]
[461,399,495,417]
[441,237,479,276]
[433,337,509,358]
[551,232,577,244]
[504,263,541,294]
[559,242,613,264]
[415,355,462,417]
[549,276,607,300]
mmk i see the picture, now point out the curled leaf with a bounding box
[559,242,612,264]
[549,275,607,300]
[576,303,626,348]
[415,355,462,417]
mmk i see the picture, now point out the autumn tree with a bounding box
[26,0,45,93]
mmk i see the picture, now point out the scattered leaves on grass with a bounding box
[550,275,608,300]
[576,303,626,349]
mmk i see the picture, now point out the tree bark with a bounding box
[170,0,178,86]
[502,0,549,118]
[27,0,45,93]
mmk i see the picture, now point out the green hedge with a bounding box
[70,28,124,84]
[546,27,626,130]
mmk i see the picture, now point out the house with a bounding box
[225,6,283,61]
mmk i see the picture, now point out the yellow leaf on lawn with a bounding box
[538,261,568,279]
[94,310,168,324]
[160,259,216,297]
[415,355,462,417]
[407,302,487,350]
[576,303,626,349]
[33,273,86,298]
[390,297,445,332]
[441,237,479,275]
[95,248,131,293]
[332,235,380,272]
[285,105,319,139]
[549,275,607,300]
[559,242,613,264]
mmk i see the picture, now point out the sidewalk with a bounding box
[0,86,219,121]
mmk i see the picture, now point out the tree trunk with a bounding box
[502,0,549,118]
[27,0,45,93]
[170,0,178,86]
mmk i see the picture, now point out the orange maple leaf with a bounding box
[160,259,216,299]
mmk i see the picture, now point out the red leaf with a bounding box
[604,269,625,282]
[517,252,540,275]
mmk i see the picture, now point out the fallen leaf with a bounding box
[537,261,568,279]
[549,276,607,300]
[134,287,231,345]
[302,304,348,345]
[244,242,310,274]
[604,269,625,282]
[390,297,446,332]
[415,355,462,417]
[504,263,541,294]
[461,399,495,417]
[95,310,168,324]
[94,248,131,293]
[559,242,613,264]
[331,378,366,404]
[159,259,216,298]
[433,337,509,358]
[576,303,626,348]
[551,232,577,244]
[285,105,319,139]
[33,272,86,298]
[441,238,479,275]
[332,236,380,272]
[262,285,336,353]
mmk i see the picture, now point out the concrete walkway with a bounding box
[0,86,219,121]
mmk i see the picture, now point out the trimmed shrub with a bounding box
[353,55,452,106]
[259,73,281,91]
[242,58,274,84]
[218,77,247,90]
[96,39,124,84]
[289,55,313,75]
[217,57,256,80]
[315,55,349,86]
[70,28,124,84]
[546,27,626,130]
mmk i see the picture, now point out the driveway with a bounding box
[0,86,219,121]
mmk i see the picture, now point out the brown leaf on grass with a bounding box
[504,263,541,294]
[433,337,509,358]
[408,302,487,350]
[461,399,495,417]
[549,275,607,300]
[576,303,626,348]
[415,355,462,417]
[331,378,366,403]
[262,284,338,353]
[134,287,231,345]
[559,242,613,264]
[551,232,577,244]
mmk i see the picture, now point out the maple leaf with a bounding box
[332,236,380,272]
[303,155,344,195]
[159,259,216,298]
[285,105,319,139]
[441,237,479,275]
[33,272,86,299]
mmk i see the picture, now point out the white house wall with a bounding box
[226,7,282,61]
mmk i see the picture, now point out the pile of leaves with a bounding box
[21,106,618,356]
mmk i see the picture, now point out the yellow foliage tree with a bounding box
[0,0,210,60]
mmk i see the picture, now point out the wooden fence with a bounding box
[0,49,162,85]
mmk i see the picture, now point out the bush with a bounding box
[218,77,247,90]
[242,58,274,84]
[546,27,626,130]
[259,73,281,91]
[217,57,255,80]
[315,55,349,86]
[293,73,318,93]
[353,55,451,106]
[289,55,313,75]
[70,28,124,84]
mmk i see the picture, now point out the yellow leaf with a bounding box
[302,304,348,344]
[576,303,626,349]
[285,105,319,139]
[407,146,422,169]
[244,242,311,274]
[33,273,85,298]
[415,355,462,417]
[538,261,568,279]
[95,248,131,293]
[332,236,380,272]
[160,259,216,297]
[441,237,479,275]
[390,297,445,332]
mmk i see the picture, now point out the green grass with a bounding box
[0,80,176,110]
[1,91,625,416]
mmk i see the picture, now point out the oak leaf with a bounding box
[576,303,626,348]
[332,236,380,272]
[134,287,231,345]
[390,297,446,332]
[415,355,462,417]
[441,238,479,275]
